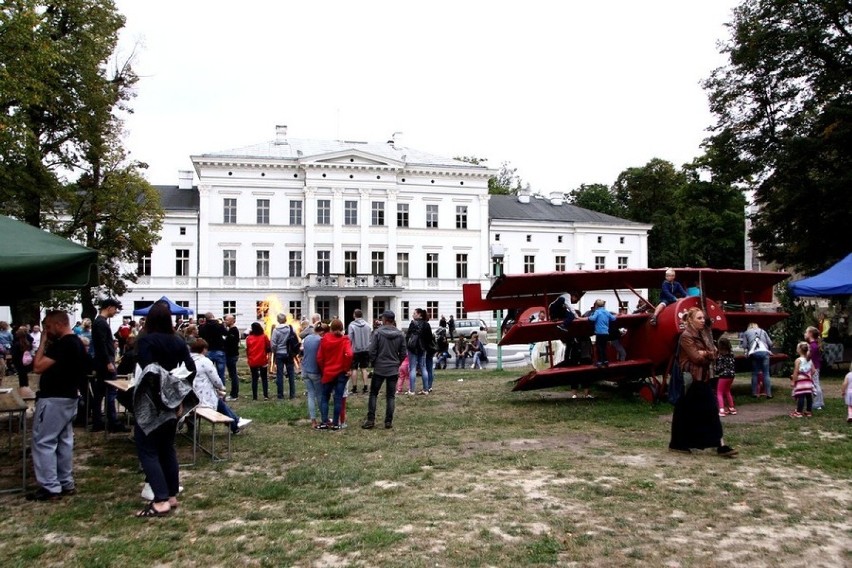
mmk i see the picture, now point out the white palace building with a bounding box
[115,125,651,326]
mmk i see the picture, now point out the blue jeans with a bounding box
[207,350,226,382]
[455,354,467,368]
[303,372,322,421]
[749,351,772,396]
[92,369,120,427]
[31,397,78,494]
[274,354,296,399]
[320,374,347,425]
[215,399,240,433]
[134,419,179,503]
[408,351,427,392]
[424,353,435,391]
[226,354,240,398]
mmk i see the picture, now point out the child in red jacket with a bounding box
[316,319,353,429]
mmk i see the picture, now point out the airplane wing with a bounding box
[499,313,649,346]
[512,359,655,391]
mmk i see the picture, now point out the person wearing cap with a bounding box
[363,310,406,429]
[91,298,125,432]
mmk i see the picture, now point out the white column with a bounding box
[197,183,212,276]
[304,186,316,277]
[332,187,343,273]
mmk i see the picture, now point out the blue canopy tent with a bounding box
[788,253,852,297]
[132,296,194,316]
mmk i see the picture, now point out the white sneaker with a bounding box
[237,418,252,429]
[141,483,154,501]
[225,396,238,401]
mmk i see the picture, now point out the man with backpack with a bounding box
[271,313,299,399]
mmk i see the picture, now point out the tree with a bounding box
[455,156,525,195]
[612,158,686,268]
[566,183,626,218]
[703,0,852,274]
[0,1,163,321]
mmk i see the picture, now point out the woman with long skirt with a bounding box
[669,307,737,458]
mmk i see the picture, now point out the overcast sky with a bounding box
[114,0,740,192]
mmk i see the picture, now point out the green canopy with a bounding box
[0,216,99,303]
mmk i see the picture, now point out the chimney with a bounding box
[517,187,530,204]
[549,191,564,206]
[275,124,288,145]
[178,170,193,189]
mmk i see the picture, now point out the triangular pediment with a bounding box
[300,148,404,168]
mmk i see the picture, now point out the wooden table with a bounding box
[0,389,28,493]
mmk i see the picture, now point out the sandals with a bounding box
[719,410,727,417]
[136,501,171,518]
[727,408,737,415]
[789,411,803,418]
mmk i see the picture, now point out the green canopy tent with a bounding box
[0,216,99,304]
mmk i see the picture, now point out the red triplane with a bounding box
[462,268,789,402]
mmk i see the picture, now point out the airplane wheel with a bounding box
[638,383,656,404]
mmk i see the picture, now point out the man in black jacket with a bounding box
[223,314,241,400]
[363,311,406,429]
[199,312,227,382]
[91,298,125,432]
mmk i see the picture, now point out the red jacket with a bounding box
[245,333,270,368]
[316,333,353,383]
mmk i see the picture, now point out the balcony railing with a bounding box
[306,273,400,289]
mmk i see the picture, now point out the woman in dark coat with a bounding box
[133,301,196,517]
[669,307,737,458]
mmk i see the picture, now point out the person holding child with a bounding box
[790,341,815,418]
[715,337,736,416]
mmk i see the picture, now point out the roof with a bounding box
[788,252,852,297]
[199,137,479,170]
[488,195,643,225]
[154,185,199,211]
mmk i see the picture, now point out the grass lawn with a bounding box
[1,365,850,567]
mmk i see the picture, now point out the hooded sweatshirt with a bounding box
[368,324,406,376]
[316,333,353,383]
[347,318,371,352]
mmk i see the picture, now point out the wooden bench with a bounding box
[191,406,234,464]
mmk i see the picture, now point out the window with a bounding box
[618,300,629,313]
[597,236,602,244]
[344,200,358,226]
[289,200,303,226]
[371,202,385,226]
[426,253,439,278]
[317,250,330,275]
[289,301,302,320]
[426,204,439,228]
[620,237,625,244]
[222,300,236,316]
[176,300,190,311]
[524,255,535,274]
[456,253,468,279]
[223,249,236,277]
[257,199,270,224]
[223,199,236,224]
[455,301,467,319]
[397,203,409,227]
[595,256,605,270]
[426,301,438,320]
[401,301,410,321]
[618,256,628,270]
[257,250,270,277]
[526,234,531,242]
[397,252,409,278]
[455,206,468,229]
[316,300,330,322]
[256,300,270,320]
[372,301,386,322]
[344,251,358,276]
[495,233,500,241]
[558,235,563,243]
[372,251,385,274]
[175,249,189,276]
[555,256,566,272]
[492,258,504,277]
[289,251,303,277]
[137,253,152,276]
[179,227,186,236]
[317,199,331,225]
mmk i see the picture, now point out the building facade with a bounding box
[116,126,651,327]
